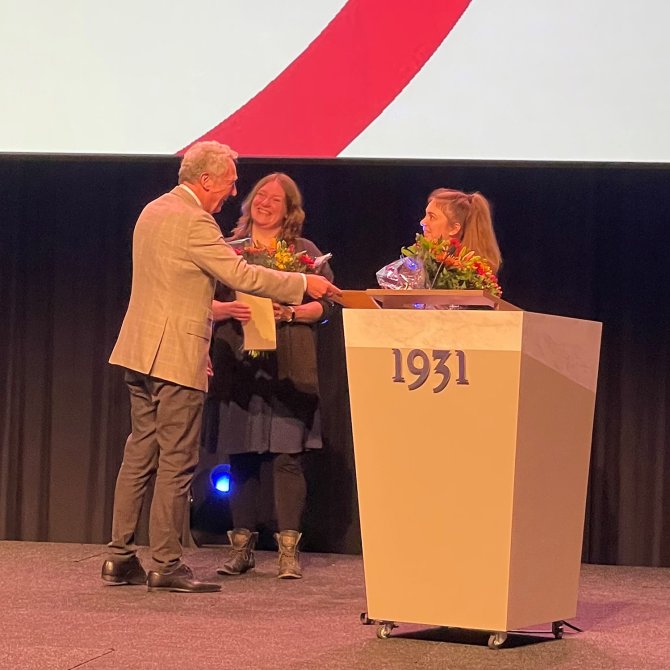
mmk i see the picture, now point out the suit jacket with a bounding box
[109,186,305,392]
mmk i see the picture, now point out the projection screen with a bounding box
[1,0,668,162]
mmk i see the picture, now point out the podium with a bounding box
[340,290,602,647]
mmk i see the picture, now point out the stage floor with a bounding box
[1,541,669,669]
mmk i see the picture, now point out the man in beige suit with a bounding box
[102,141,339,593]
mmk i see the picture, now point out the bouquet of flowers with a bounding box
[233,239,324,358]
[234,239,317,272]
[377,234,502,297]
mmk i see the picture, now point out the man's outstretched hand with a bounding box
[305,274,342,300]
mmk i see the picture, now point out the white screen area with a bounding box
[1,0,668,162]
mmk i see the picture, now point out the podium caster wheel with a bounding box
[360,612,374,625]
[488,632,507,649]
[377,622,396,639]
[552,621,564,639]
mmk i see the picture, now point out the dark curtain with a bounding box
[1,156,669,564]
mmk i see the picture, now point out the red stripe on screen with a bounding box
[180,0,471,157]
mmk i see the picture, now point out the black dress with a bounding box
[209,237,335,457]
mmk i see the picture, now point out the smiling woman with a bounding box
[208,173,335,580]
[248,181,288,238]
[231,173,307,245]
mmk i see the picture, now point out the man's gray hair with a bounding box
[178,141,239,184]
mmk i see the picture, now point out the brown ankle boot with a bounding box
[217,528,258,576]
[274,530,303,579]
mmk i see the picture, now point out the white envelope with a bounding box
[234,292,277,351]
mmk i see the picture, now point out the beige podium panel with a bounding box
[342,295,601,635]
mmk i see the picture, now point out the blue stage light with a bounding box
[210,464,232,494]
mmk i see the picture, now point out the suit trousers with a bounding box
[108,370,204,567]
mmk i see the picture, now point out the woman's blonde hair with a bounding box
[231,173,305,242]
[429,188,502,273]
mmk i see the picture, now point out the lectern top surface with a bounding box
[364,289,519,311]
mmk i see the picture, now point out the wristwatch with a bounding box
[286,306,296,323]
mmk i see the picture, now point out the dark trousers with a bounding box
[108,370,204,568]
[229,452,306,532]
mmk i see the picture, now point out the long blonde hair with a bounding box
[429,188,501,273]
[231,173,305,243]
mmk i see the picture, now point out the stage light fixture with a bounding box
[210,464,231,494]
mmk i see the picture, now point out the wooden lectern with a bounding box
[340,290,602,648]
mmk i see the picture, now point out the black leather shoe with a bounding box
[147,564,221,593]
[101,556,147,585]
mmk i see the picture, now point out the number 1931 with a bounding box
[391,349,469,393]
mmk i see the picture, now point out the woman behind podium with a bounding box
[209,172,334,579]
[420,188,501,273]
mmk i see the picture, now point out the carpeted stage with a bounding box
[1,542,669,670]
